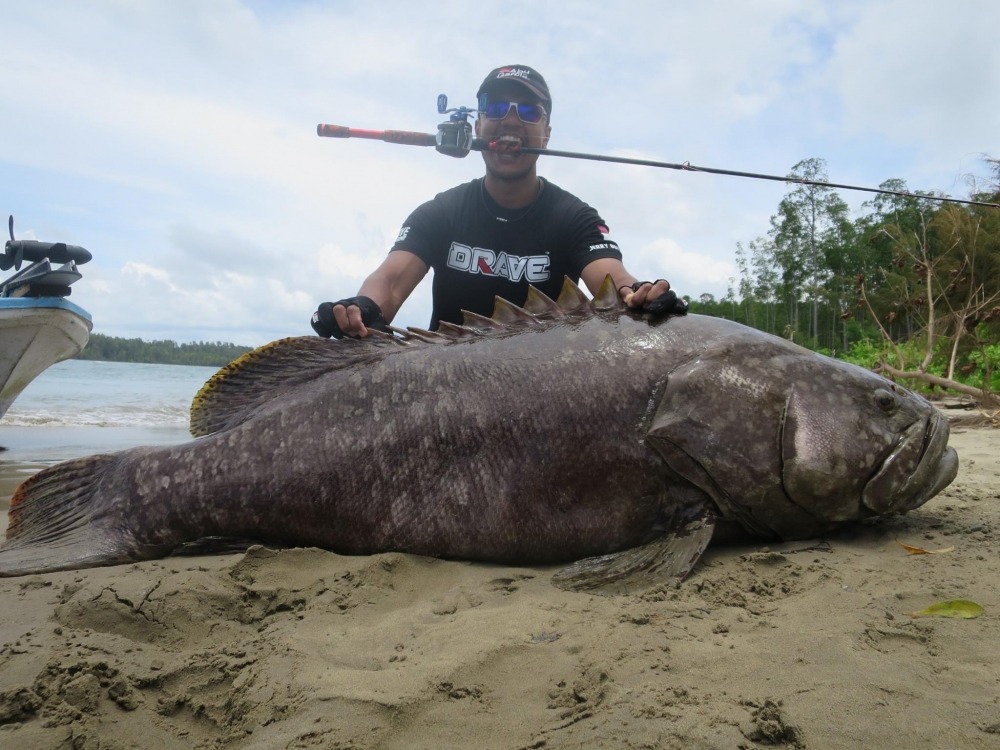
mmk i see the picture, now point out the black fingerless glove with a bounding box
[628,280,688,317]
[311,296,388,338]
[645,288,688,316]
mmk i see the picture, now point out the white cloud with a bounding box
[636,238,736,290]
[122,262,175,288]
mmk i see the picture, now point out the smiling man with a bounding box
[311,64,688,338]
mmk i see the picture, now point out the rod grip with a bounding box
[317,124,436,147]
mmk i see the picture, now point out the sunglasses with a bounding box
[479,100,547,124]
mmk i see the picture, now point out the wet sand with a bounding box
[0,423,998,749]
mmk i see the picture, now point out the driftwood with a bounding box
[876,362,1000,415]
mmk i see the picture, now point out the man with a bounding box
[311,64,687,338]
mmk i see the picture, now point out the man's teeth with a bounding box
[492,135,523,154]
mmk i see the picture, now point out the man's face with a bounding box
[475,85,551,182]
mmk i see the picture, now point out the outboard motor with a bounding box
[1,215,92,298]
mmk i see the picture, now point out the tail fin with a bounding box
[1,454,166,577]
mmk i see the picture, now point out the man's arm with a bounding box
[316,250,429,338]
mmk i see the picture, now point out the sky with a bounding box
[2,0,997,346]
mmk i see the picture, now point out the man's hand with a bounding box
[618,280,688,316]
[311,296,388,338]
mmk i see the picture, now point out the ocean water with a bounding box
[0,359,220,523]
[3,359,217,429]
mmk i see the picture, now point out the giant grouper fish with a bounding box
[0,277,959,593]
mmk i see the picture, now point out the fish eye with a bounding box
[874,388,898,412]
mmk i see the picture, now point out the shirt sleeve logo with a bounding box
[589,224,619,252]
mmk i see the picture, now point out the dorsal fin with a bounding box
[436,321,479,338]
[555,277,593,314]
[191,279,619,438]
[522,285,565,319]
[593,274,626,311]
[491,295,543,327]
[398,326,448,343]
[190,335,410,437]
[457,277,623,332]
[461,310,504,331]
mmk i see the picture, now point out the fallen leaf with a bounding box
[896,540,955,555]
[909,600,984,619]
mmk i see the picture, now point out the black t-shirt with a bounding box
[390,177,622,329]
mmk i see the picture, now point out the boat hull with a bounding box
[0,299,93,419]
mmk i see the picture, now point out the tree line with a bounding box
[688,156,999,405]
[78,334,252,367]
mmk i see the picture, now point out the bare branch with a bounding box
[876,363,1000,408]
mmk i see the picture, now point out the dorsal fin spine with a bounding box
[555,277,594,315]
[461,311,502,331]
[491,295,542,327]
[522,286,564,319]
[593,274,626,311]
[436,321,478,338]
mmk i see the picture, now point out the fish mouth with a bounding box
[861,411,959,516]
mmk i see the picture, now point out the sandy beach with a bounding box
[0,419,997,749]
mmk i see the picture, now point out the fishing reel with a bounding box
[434,94,477,158]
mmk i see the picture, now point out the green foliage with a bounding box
[693,154,1000,400]
[839,338,884,368]
[78,333,252,367]
[839,337,935,372]
[965,342,1000,391]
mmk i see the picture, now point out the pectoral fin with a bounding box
[551,508,715,596]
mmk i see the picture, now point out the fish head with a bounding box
[646,336,959,539]
[777,355,958,526]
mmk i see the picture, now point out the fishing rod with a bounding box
[317,95,999,209]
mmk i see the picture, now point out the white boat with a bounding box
[0,218,93,420]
